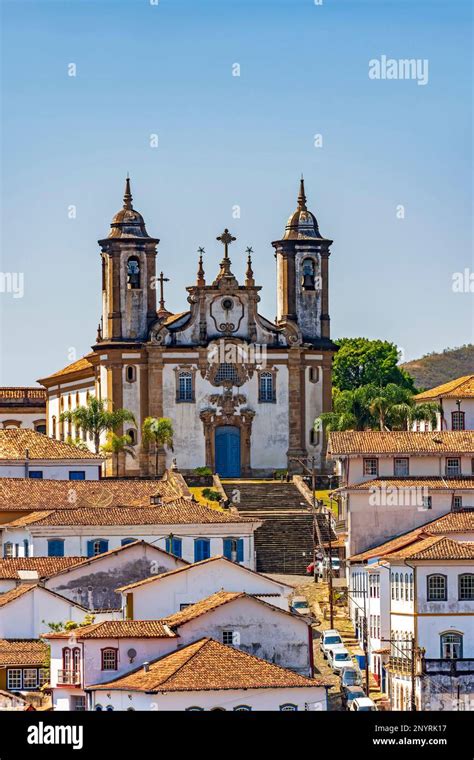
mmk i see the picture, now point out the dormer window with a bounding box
[127,257,140,289]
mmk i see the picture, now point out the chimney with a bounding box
[143,662,149,672]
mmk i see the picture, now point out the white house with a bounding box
[86,637,329,712]
[117,555,293,619]
[0,500,260,568]
[160,590,313,676]
[0,584,113,639]
[44,620,179,712]
[44,540,188,610]
[0,387,46,434]
[327,431,474,557]
[0,428,103,480]
[413,375,474,431]
[348,509,474,710]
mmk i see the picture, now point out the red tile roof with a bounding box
[349,510,474,562]
[0,557,83,580]
[89,637,328,692]
[0,429,102,461]
[0,639,49,667]
[342,477,474,491]
[38,356,94,384]
[0,477,185,511]
[43,620,176,640]
[415,375,474,401]
[328,431,474,455]
[384,535,474,561]
[2,499,248,528]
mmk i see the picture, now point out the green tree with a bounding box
[101,432,136,477]
[142,417,174,476]
[59,397,136,454]
[332,338,416,392]
[42,613,96,633]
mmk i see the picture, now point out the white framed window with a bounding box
[280,703,298,711]
[125,365,137,383]
[101,648,118,671]
[427,574,447,601]
[259,372,275,403]
[23,669,38,689]
[440,632,463,660]
[7,669,22,690]
[394,458,409,477]
[222,630,235,646]
[453,496,463,510]
[363,458,378,476]
[451,411,465,431]
[446,458,461,476]
[178,372,194,402]
[459,574,474,601]
[38,668,49,687]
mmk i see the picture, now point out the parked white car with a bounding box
[319,629,343,658]
[350,697,378,712]
[328,646,353,674]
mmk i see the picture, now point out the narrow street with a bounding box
[270,574,388,710]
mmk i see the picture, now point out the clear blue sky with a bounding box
[1,0,472,385]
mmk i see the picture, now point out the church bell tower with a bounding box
[98,178,159,342]
[272,178,333,346]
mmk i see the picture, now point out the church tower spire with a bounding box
[271,177,333,345]
[97,177,160,342]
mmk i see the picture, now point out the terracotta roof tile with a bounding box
[43,620,176,640]
[0,584,39,607]
[343,477,474,491]
[38,356,94,383]
[0,639,49,667]
[0,557,83,580]
[328,431,474,456]
[89,637,328,692]
[0,429,102,461]
[0,477,183,511]
[385,535,474,561]
[2,499,247,528]
[164,591,244,628]
[415,375,474,401]
[349,510,474,562]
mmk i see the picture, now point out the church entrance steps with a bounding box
[222,479,315,575]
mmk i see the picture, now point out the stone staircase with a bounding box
[222,480,318,575]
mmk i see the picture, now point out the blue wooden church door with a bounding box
[215,426,241,477]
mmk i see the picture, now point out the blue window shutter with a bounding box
[237,539,244,563]
[223,539,232,560]
[203,539,210,560]
[194,539,202,562]
[99,540,108,554]
[87,540,94,558]
[173,538,182,558]
[48,540,64,557]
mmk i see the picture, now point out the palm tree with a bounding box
[59,397,136,453]
[409,402,440,431]
[101,432,136,477]
[142,417,174,476]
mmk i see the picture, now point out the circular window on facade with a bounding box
[221,297,234,311]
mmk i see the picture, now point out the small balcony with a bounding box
[57,669,81,686]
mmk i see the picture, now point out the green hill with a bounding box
[401,344,474,391]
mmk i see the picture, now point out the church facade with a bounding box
[39,178,336,477]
